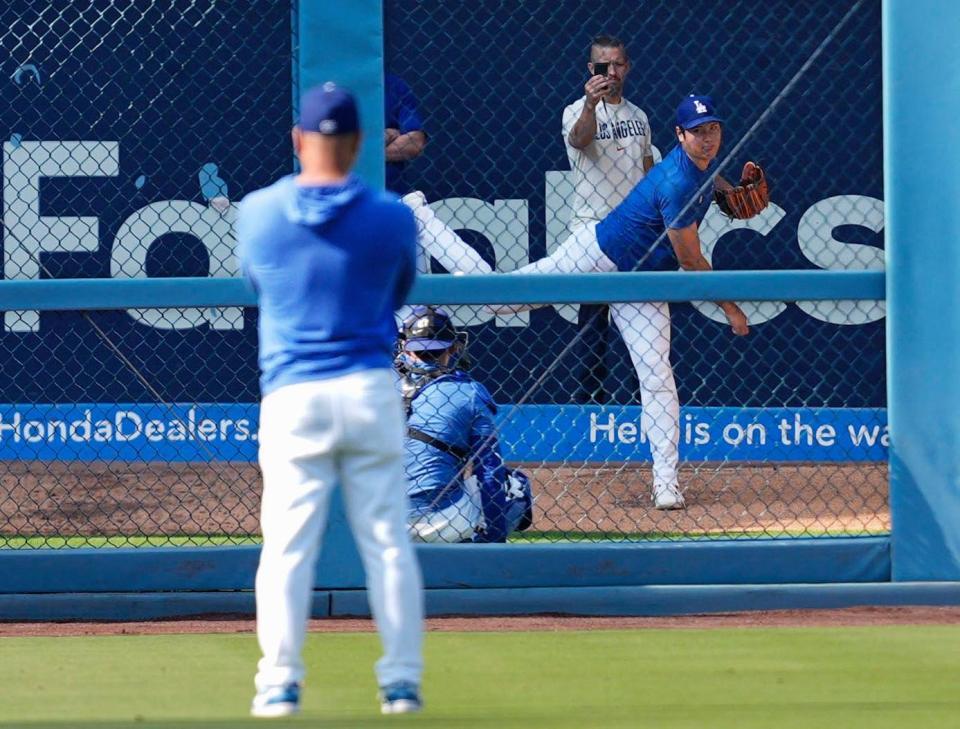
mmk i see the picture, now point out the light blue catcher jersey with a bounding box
[237,175,417,396]
[595,145,718,271]
[404,372,509,540]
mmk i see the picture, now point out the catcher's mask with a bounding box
[397,306,468,373]
[401,306,459,352]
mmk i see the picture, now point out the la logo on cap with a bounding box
[413,316,431,334]
[694,99,708,114]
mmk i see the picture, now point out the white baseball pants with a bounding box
[408,476,482,544]
[254,370,424,691]
[398,190,493,327]
[505,222,680,491]
[401,190,492,275]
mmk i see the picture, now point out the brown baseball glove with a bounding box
[714,161,769,219]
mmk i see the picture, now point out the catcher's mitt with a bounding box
[714,161,769,219]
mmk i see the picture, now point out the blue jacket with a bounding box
[237,175,417,395]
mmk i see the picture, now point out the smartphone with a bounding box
[592,62,609,77]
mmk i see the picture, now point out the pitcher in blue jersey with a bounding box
[396,306,533,543]
[495,94,750,510]
[238,83,424,718]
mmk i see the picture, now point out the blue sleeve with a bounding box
[386,75,425,135]
[393,205,418,309]
[658,179,700,229]
[469,385,509,543]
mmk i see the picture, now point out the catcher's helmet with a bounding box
[400,306,459,352]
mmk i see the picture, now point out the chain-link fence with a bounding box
[385,0,886,543]
[1,1,287,547]
[0,0,886,548]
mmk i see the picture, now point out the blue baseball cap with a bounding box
[297,82,359,135]
[676,94,723,130]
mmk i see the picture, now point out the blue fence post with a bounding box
[884,0,960,579]
[296,0,386,588]
[299,0,385,190]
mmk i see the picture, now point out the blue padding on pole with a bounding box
[0,278,257,310]
[2,582,957,621]
[884,1,960,580]
[0,546,262,593]
[0,591,330,622]
[406,270,885,305]
[331,582,960,618]
[0,270,885,311]
[416,537,889,588]
[299,0,384,189]
[0,537,888,594]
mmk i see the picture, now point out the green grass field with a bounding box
[2,626,959,728]
[0,528,891,549]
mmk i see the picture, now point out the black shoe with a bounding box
[516,498,534,532]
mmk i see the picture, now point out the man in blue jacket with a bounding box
[396,306,533,543]
[238,83,424,718]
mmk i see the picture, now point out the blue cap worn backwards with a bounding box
[676,94,723,130]
[298,82,360,135]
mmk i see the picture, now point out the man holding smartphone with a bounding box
[562,35,656,405]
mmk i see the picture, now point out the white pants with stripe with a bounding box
[254,370,424,691]
[401,190,492,275]
[503,222,680,491]
[397,190,493,327]
[408,476,483,544]
[408,475,532,544]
